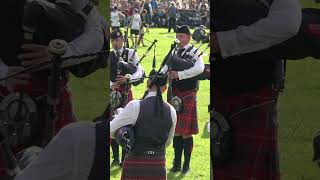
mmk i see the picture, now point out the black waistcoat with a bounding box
[133,97,172,152]
[110,49,130,82]
[212,0,280,94]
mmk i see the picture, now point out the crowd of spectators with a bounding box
[111,0,209,28]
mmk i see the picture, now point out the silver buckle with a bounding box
[147,151,155,155]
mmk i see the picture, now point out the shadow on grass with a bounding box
[167,171,186,179]
[201,121,210,139]
[110,165,122,177]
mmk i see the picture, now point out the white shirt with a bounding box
[110,91,177,147]
[161,44,205,80]
[110,48,144,87]
[216,0,302,58]
[131,13,141,30]
[111,11,125,27]
[14,122,97,180]
[63,5,105,57]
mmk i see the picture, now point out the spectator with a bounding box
[167,2,177,33]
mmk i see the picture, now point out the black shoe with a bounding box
[170,166,181,173]
[111,160,120,166]
[181,166,190,174]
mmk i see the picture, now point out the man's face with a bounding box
[111,37,123,50]
[176,33,190,47]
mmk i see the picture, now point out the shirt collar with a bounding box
[114,47,124,54]
[145,91,157,98]
[178,44,190,50]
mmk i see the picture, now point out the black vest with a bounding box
[212,0,280,94]
[88,120,108,180]
[133,97,172,152]
[110,49,130,82]
[172,46,199,91]
[0,0,25,66]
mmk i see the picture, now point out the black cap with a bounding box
[149,69,168,87]
[176,25,191,35]
[111,29,123,39]
[148,69,168,117]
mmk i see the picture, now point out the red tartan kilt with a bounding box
[121,153,167,180]
[173,88,198,135]
[212,87,280,180]
[0,79,75,176]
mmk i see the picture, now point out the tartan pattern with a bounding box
[212,87,280,180]
[173,88,198,135]
[121,153,167,180]
[115,85,133,107]
[0,80,75,177]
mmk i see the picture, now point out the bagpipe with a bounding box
[23,0,107,78]
[166,41,210,112]
[165,41,210,81]
[110,40,158,111]
[192,26,210,43]
[109,53,138,110]
[0,38,109,179]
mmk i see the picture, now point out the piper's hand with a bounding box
[5,66,31,92]
[18,44,53,66]
[115,75,127,84]
[111,83,120,91]
[170,71,179,80]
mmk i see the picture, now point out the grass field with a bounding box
[109,28,211,179]
[67,0,109,122]
[277,1,320,180]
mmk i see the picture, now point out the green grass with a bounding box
[277,1,320,179]
[68,0,109,121]
[110,28,211,179]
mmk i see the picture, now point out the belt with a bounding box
[131,149,165,156]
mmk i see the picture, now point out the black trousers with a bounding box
[168,17,176,33]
